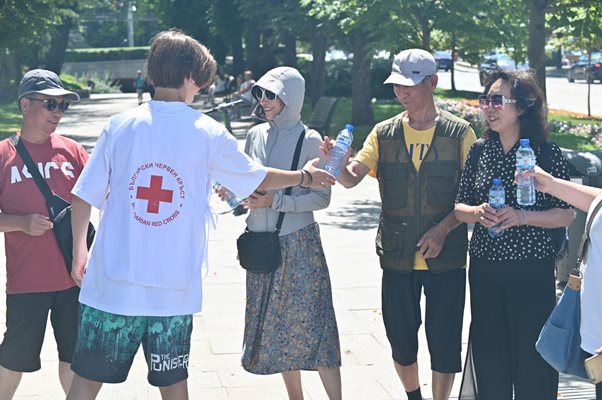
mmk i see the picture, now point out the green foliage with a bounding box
[73,0,160,48]
[296,57,395,99]
[0,102,21,139]
[64,47,150,62]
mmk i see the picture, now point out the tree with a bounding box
[550,0,602,116]
[0,0,75,100]
[46,1,79,73]
[304,0,398,127]
[527,0,552,97]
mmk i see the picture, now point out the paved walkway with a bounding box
[1,94,595,399]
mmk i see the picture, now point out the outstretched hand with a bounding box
[302,158,336,189]
[519,166,554,194]
[214,185,229,202]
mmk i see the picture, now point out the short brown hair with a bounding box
[146,29,216,90]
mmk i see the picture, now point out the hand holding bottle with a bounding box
[519,166,555,194]
[301,158,336,188]
[243,190,274,209]
[324,124,354,177]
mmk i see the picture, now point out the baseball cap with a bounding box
[383,49,437,86]
[18,69,80,102]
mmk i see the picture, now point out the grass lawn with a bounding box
[0,102,20,140]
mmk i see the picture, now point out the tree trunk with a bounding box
[246,15,261,75]
[45,16,74,74]
[231,35,244,76]
[451,33,457,92]
[261,28,275,75]
[0,51,19,102]
[283,32,297,68]
[310,23,327,107]
[528,0,548,98]
[421,19,431,50]
[351,30,373,127]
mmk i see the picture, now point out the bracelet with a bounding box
[300,169,313,188]
[521,209,528,225]
[297,170,304,187]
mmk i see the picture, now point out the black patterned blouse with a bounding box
[456,137,571,261]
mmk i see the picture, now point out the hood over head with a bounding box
[252,67,304,128]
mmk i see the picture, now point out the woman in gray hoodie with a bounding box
[240,66,342,399]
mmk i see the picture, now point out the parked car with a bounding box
[433,50,452,72]
[478,53,517,86]
[567,52,602,83]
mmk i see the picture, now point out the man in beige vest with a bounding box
[327,49,476,400]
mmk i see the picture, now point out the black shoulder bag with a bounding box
[11,135,95,273]
[236,129,305,274]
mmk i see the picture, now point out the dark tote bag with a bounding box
[11,135,95,273]
[236,128,305,274]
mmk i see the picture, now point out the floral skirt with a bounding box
[241,222,341,374]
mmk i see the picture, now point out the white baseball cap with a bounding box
[384,49,437,86]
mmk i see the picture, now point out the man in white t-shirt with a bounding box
[66,29,334,400]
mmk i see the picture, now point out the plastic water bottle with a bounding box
[516,138,536,206]
[213,181,241,208]
[325,124,354,177]
[488,178,505,238]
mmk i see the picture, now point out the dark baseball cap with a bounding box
[18,69,80,102]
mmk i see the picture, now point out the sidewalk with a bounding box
[1,94,596,399]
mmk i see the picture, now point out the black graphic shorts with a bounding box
[71,304,193,387]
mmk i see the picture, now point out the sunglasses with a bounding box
[478,94,517,110]
[26,97,71,112]
[251,86,277,102]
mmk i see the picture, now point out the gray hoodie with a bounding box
[244,66,331,236]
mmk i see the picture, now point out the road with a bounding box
[438,66,602,117]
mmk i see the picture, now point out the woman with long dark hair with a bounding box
[454,70,574,399]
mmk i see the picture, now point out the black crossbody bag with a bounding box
[11,135,95,273]
[236,128,305,274]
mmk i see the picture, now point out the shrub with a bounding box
[436,98,602,147]
[64,47,149,63]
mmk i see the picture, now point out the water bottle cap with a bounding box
[492,178,502,185]
[519,138,530,146]
[345,124,354,133]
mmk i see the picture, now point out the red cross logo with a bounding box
[136,175,173,214]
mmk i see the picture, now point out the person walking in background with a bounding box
[324,49,476,400]
[526,166,602,400]
[0,69,87,399]
[66,29,334,400]
[135,70,145,105]
[454,69,574,399]
[236,70,255,104]
[207,66,227,106]
[229,66,342,399]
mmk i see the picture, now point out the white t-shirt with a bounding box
[72,101,266,316]
[580,192,602,354]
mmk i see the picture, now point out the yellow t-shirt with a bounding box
[354,117,477,270]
